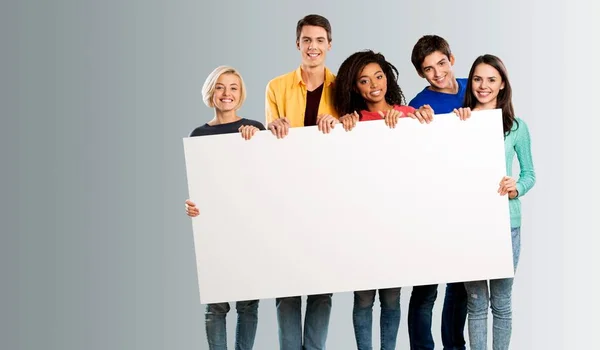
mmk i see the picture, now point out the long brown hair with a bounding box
[463,54,518,136]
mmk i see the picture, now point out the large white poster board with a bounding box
[183,109,513,305]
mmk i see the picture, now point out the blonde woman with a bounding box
[185,65,264,350]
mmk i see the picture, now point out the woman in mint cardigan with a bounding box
[461,54,536,350]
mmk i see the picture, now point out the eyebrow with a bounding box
[358,70,383,79]
[423,58,446,70]
[216,82,239,86]
[473,75,497,79]
[301,36,327,40]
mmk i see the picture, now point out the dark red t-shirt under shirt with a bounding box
[303,83,324,126]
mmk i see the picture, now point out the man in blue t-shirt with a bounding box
[407,35,469,350]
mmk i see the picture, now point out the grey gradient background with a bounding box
[5,0,598,349]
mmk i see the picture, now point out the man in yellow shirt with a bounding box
[263,14,337,350]
[265,14,339,139]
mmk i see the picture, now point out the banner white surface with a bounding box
[183,109,513,304]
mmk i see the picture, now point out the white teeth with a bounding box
[370,90,382,96]
[308,53,319,57]
[221,99,232,102]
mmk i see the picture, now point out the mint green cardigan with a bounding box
[505,118,536,228]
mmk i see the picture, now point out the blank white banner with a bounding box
[183,109,513,304]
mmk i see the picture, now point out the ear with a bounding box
[327,40,332,51]
[296,40,300,50]
[500,81,505,90]
[449,54,456,66]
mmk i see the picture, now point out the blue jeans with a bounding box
[276,294,332,350]
[407,282,467,349]
[353,288,401,350]
[205,300,259,350]
[464,227,521,350]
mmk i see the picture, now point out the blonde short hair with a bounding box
[201,65,247,110]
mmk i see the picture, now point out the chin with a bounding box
[304,60,322,67]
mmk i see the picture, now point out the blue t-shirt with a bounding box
[408,78,468,114]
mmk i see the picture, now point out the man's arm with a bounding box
[265,81,280,126]
[264,80,290,139]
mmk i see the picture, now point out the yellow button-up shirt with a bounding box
[265,66,339,128]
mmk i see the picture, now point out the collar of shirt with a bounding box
[292,65,336,88]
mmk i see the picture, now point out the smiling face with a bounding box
[420,50,456,93]
[297,25,331,69]
[212,73,241,112]
[471,63,505,110]
[355,62,387,106]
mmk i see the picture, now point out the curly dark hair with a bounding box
[463,54,519,136]
[333,50,406,118]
